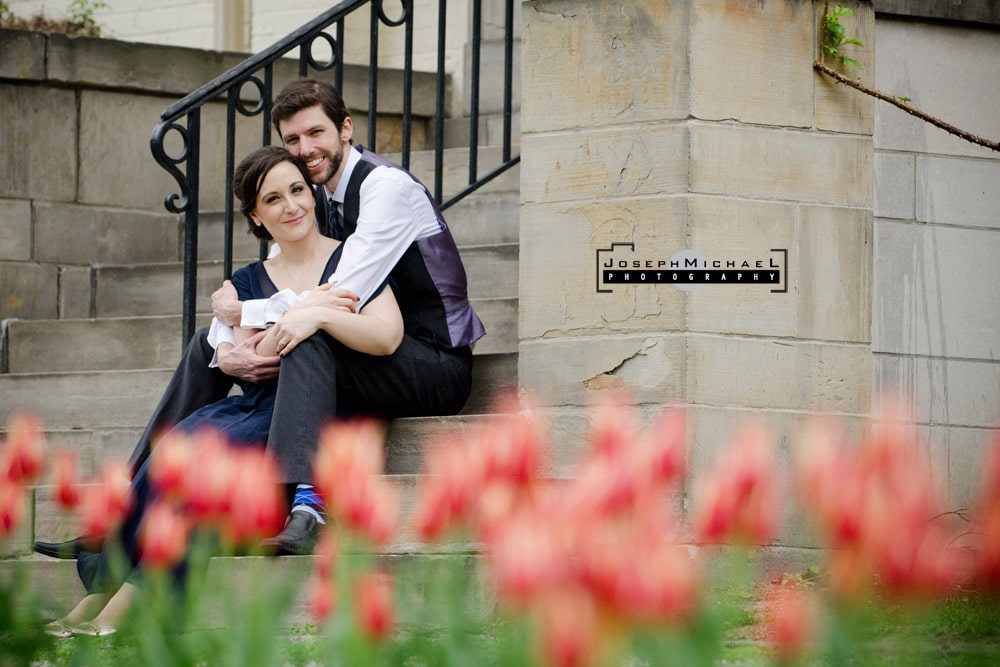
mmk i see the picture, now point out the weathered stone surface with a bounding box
[0,262,59,321]
[33,202,180,265]
[522,1,688,133]
[874,19,1000,158]
[916,155,1000,229]
[0,369,173,431]
[58,266,92,320]
[688,334,871,414]
[874,152,914,220]
[0,199,31,262]
[0,29,45,80]
[944,426,995,510]
[691,0,814,128]
[0,84,77,202]
[519,333,686,408]
[690,123,873,207]
[78,90,260,212]
[520,197,686,339]
[521,125,688,205]
[873,220,1000,359]
[814,0,876,135]
[797,205,872,343]
[873,355,1000,429]
[685,197,798,338]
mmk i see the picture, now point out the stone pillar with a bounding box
[519,0,874,547]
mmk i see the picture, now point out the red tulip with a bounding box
[77,462,132,539]
[139,501,190,570]
[52,450,81,509]
[355,571,395,642]
[2,414,45,484]
[0,481,26,541]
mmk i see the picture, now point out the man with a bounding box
[35,77,484,558]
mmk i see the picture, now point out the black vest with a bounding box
[319,147,485,350]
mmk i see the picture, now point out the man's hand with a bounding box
[298,282,359,312]
[217,330,280,382]
[212,280,243,326]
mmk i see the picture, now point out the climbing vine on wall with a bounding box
[814,3,999,153]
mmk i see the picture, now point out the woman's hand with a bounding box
[297,282,360,312]
[269,306,325,356]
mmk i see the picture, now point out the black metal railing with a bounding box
[150,0,520,347]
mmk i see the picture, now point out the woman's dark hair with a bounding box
[272,77,351,138]
[232,146,314,241]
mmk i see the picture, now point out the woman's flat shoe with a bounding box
[43,621,74,638]
[71,621,118,637]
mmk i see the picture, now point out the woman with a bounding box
[45,146,403,637]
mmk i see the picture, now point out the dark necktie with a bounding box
[329,198,345,241]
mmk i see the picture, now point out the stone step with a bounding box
[0,353,515,434]
[384,145,520,199]
[22,471,475,556]
[86,243,517,319]
[1,551,488,629]
[5,296,517,373]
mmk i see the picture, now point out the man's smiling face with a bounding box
[278,104,353,189]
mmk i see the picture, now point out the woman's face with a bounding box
[251,160,317,243]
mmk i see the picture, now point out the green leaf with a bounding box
[842,56,862,70]
[898,96,912,103]
[844,38,865,48]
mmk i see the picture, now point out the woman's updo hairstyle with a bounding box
[233,146,314,241]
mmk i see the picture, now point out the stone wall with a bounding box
[519,0,876,548]
[0,30,427,325]
[871,18,1000,512]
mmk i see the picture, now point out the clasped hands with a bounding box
[212,280,359,383]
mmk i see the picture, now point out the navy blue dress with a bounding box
[78,243,387,593]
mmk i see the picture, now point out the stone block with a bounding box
[520,125,688,205]
[689,123,872,207]
[520,197,686,339]
[875,20,1000,158]
[685,197,798,338]
[58,266,92,320]
[0,369,172,430]
[0,28,45,80]
[0,199,31,262]
[685,201,871,344]
[33,202,181,265]
[943,426,994,511]
[916,155,1000,229]
[873,152,914,220]
[519,333,686,408]
[462,39,521,117]
[78,90,261,212]
[521,1,688,133]
[873,355,1000,429]
[797,205,872,343]
[814,0,875,135]
[688,334,871,414]
[691,0,814,128]
[0,84,77,201]
[873,221,1000,359]
[0,262,59,321]
[45,32,251,97]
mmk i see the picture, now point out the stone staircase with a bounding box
[0,121,519,622]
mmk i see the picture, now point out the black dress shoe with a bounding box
[34,535,105,559]
[260,511,319,556]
